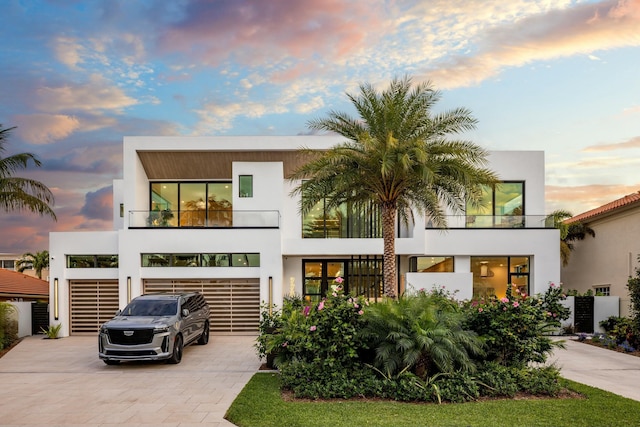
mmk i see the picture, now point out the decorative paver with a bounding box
[0,335,260,426]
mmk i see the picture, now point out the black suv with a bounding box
[99,292,210,365]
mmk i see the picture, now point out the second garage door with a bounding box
[143,278,260,334]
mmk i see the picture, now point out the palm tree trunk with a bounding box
[382,203,397,299]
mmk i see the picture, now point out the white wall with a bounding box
[405,272,474,300]
[9,301,34,337]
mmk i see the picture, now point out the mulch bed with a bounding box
[0,337,23,359]
[579,338,640,357]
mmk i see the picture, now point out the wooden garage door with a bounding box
[70,280,119,335]
[144,279,260,335]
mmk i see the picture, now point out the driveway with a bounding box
[548,337,640,401]
[0,334,261,426]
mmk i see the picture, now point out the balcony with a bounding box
[128,210,280,228]
[426,215,554,229]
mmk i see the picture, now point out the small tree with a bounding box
[17,250,49,279]
[627,255,640,333]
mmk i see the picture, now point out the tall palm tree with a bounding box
[290,76,498,298]
[0,125,56,219]
[545,209,595,266]
[17,250,50,279]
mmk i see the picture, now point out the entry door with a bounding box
[303,261,345,302]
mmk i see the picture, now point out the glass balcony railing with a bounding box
[129,210,280,228]
[425,215,555,229]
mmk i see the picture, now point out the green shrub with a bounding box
[270,285,368,371]
[360,288,484,379]
[463,283,570,368]
[0,302,18,350]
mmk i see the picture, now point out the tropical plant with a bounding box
[360,289,484,379]
[464,283,570,368]
[0,302,18,350]
[627,255,640,338]
[40,323,62,339]
[16,250,49,279]
[0,125,56,219]
[290,76,498,298]
[545,209,595,266]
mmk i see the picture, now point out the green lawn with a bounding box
[226,373,640,427]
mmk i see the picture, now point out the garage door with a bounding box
[70,280,119,335]
[144,279,260,334]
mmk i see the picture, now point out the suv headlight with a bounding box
[153,325,169,334]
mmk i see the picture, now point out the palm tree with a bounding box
[290,76,498,297]
[17,250,50,279]
[0,125,56,219]
[359,291,484,379]
[545,209,595,266]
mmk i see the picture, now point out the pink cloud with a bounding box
[583,136,640,152]
[546,183,640,215]
[13,114,80,144]
[158,0,381,70]
[36,75,138,113]
[425,0,640,88]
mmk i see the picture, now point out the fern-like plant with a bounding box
[359,290,484,379]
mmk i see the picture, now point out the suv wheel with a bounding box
[168,335,183,364]
[197,321,210,345]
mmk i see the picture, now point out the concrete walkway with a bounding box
[0,334,260,427]
[549,337,640,401]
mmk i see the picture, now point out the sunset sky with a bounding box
[1,0,639,254]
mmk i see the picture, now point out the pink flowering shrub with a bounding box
[463,283,570,367]
[268,279,368,372]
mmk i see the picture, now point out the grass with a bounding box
[225,373,640,427]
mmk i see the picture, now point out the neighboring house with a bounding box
[0,252,49,280]
[0,253,19,271]
[49,136,560,337]
[0,268,49,301]
[561,191,640,317]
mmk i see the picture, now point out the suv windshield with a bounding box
[121,299,178,316]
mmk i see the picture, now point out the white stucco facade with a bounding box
[48,136,559,337]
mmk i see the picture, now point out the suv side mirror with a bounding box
[182,308,190,317]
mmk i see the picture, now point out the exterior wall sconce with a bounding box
[53,278,59,320]
[268,276,273,315]
[127,276,132,303]
[480,262,489,278]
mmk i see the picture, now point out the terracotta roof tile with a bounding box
[0,269,49,299]
[568,191,640,223]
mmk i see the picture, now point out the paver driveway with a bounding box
[0,334,260,426]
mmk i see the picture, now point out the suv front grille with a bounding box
[107,329,155,345]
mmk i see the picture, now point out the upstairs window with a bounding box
[239,175,253,198]
[466,182,524,228]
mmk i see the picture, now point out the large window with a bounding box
[409,256,454,272]
[149,181,232,227]
[67,255,119,268]
[141,253,260,267]
[471,256,529,299]
[303,257,383,302]
[466,182,524,228]
[302,198,382,238]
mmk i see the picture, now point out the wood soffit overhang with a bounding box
[137,150,322,180]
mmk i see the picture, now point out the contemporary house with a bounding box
[48,136,560,337]
[561,191,640,317]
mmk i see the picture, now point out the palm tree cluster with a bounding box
[546,210,595,266]
[0,125,56,219]
[17,250,50,279]
[290,76,498,298]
